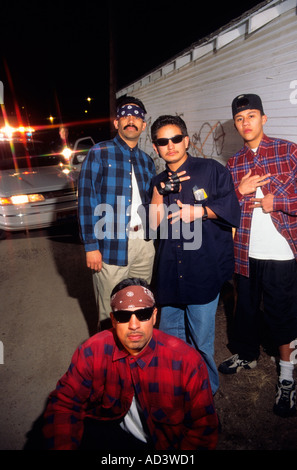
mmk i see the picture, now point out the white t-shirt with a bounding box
[130,166,142,228]
[248,151,294,260]
[119,395,148,443]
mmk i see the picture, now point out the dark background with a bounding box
[0,0,265,139]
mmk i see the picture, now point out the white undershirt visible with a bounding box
[248,149,294,260]
[128,166,144,239]
[130,166,142,228]
[119,395,148,443]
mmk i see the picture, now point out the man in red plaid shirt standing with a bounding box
[219,94,297,418]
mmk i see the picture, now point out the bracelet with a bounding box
[202,206,208,221]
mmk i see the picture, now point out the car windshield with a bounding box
[0,140,64,170]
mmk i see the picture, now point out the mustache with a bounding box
[124,123,138,131]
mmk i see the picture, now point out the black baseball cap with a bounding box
[232,94,264,117]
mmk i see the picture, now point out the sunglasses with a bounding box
[112,307,155,323]
[154,134,185,147]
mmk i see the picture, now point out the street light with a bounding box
[47,115,55,124]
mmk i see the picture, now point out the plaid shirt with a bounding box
[78,135,155,265]
[43,329,218,450]
[227,134,297,277]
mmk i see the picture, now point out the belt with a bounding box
[129,224,142,232]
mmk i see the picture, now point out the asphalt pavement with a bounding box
[0,223,98,450]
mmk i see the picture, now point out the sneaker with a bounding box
[218,353,257,374]
[273,380,296,418]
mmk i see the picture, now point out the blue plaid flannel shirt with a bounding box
[78,135,155,266]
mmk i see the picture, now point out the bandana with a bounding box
[110,285,155,311]
[116,104,146,121]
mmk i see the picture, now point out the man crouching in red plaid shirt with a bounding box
[43,278,218,450]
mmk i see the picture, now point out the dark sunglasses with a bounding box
[112,307,155,323]
[155,134,185,147]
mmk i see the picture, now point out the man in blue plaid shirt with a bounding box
[78,96,156,329]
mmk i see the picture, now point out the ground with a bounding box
[214,282,297,451]
[1,225,296,453]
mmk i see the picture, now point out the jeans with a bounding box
[159,294,219,395]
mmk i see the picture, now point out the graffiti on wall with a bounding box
[190,121,225,159]
[140,116,226,173]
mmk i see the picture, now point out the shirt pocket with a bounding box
[269,172,297,196]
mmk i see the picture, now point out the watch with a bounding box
[202,206,208,221]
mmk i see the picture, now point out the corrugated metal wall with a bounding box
[117,0,297,172]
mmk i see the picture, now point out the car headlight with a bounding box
[61,147,72,160]
[0,194,45,205]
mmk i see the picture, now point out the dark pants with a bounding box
[232,258,297,361]
[79,418,153,451]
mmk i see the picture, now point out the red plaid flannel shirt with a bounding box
[43,329,218,450]
[227,134,297,277]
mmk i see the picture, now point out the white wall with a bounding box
[117,0,297,173]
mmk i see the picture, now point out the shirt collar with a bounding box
[114,134,139,153]
[112,330,157,369]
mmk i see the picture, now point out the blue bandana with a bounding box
[116,104,146,121]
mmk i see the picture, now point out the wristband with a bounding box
[202,206,208,221]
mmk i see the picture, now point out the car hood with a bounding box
[0,165,79,196]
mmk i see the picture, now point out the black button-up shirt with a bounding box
[151,155,241,305]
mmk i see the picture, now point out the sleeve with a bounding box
[207,161,241,228]
[272,145,297,215]
[43,345,95,450]
[180,352,218,450]
[78,147,102,252]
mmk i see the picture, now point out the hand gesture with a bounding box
[238,169,270,196]
[250,193,274,213]
[156,171,190,196]
[168,200,203,224]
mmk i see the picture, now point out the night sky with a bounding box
[1,0,265,135]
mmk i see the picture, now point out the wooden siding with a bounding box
[117,0,297,172]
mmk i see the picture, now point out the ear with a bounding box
[262,114,267,126]
[152,143,159,154]
[110,312,116,328]
[152,307,158,327]
[141,121,147,132]
[114,119,119,130]
[184,135,190,150]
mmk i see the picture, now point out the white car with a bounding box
[0,127,94,234]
